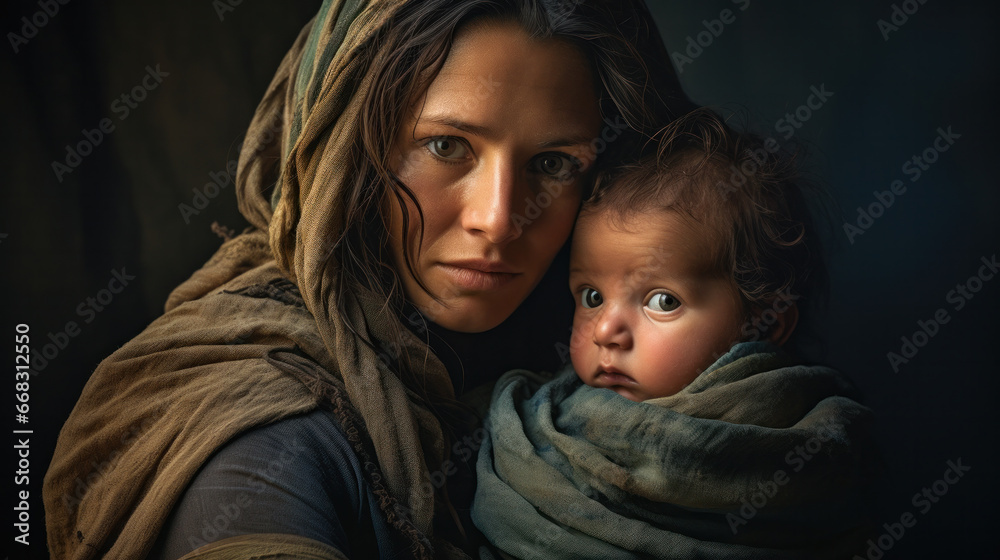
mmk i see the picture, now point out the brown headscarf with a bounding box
[235,0,455,534]
[44,2,453,557]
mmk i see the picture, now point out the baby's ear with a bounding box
[764,302,799,346]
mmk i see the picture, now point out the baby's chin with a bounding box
[578,375,689,402]
[610,386,645,402]
[578,377,649,402]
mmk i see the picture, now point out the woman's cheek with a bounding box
[396,158,464,234]
[395,143,467,192]
[530,182,582,235]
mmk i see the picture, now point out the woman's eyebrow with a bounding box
[419,115,493,138]
[419,114,594,149]
[537,135,595,149]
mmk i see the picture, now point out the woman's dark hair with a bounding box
[584,107,830,348]
[332,0,694,395]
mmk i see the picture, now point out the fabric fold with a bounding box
[236,0,453,533]
[176,533,350,560]
[44,232,328,559]
[473,342,879,560]
[45,1,452,557]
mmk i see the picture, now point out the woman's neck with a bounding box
[403,248,574,395]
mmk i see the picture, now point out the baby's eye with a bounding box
[426,137,468,160]
[580,288,603,309]
[647,293,680,312]
[530,153,580,179]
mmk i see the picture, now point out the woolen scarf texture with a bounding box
[473,342,879,560]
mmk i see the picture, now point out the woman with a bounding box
[43,0,693,558]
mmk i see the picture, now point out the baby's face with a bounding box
[568,209,745,401]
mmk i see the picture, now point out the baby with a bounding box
[567,116,803,402]
[473,109,878,560]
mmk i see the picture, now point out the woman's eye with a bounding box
[647,293,680,312]
[581,288,603,309]
[532,153,579,178]
[426,138,468,160]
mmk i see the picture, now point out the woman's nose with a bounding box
[461,156,522,245]
[593,305,633,350]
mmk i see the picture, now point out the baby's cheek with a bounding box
[569,316,592,376]
[644,336,698,391]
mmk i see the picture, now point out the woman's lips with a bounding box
[438,262,519,291]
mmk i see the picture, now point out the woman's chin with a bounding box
[415,297,516,334]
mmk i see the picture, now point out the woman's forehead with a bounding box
[444,19,592,92]
[410,19,601,137]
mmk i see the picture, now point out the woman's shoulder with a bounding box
[157,410,416,560]
[150,410,373,559]
[191,409,358,475]
[43,234,341,558]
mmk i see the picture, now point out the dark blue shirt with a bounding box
[151,409,414,559]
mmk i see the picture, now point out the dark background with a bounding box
[3,0,997,558]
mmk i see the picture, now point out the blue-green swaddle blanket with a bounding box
[472,342,878,560]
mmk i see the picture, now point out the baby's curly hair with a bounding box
[584,107,828,333]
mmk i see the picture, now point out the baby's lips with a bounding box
[594,368,637,387]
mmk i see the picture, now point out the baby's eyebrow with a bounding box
[620,264,698,291]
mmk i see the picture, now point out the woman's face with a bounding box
[387,20,602,333]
